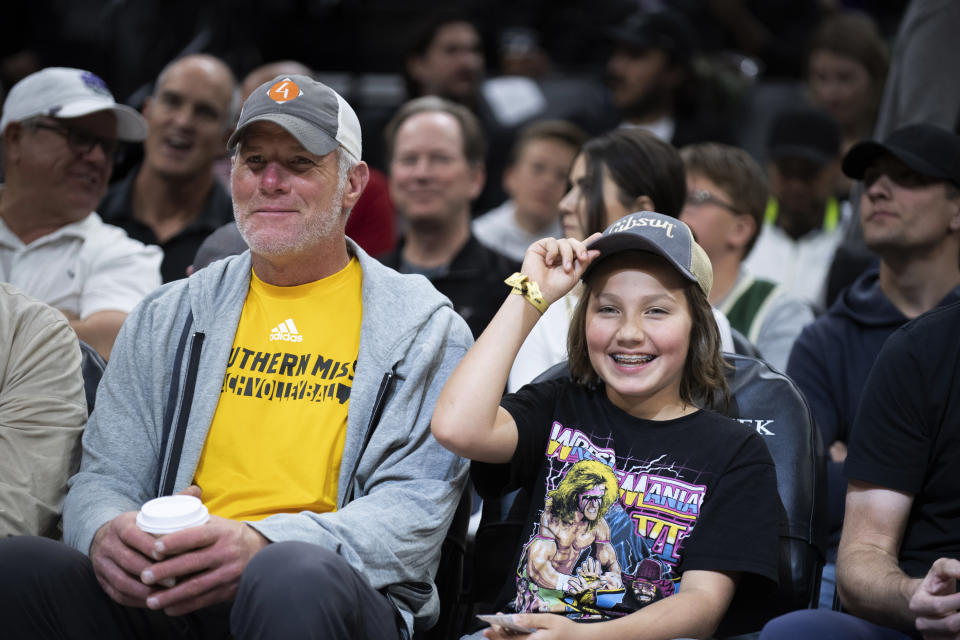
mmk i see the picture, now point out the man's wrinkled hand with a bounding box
[910,558,960,639]
[90,511,164,608]
[139,515,268,616]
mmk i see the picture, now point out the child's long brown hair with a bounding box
[567,254,730,411]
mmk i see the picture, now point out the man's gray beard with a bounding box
[237,209,343,257]
[234,180,347,257]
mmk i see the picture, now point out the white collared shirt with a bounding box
[0,211,161,318]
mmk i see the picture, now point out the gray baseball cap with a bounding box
[583,211,713,297]
[227,74,362,160]
[0,67,147,141]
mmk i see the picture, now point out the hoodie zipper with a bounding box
[342,364,397,506]
[157,320,205,497]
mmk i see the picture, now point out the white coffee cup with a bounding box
[136,495,210,535]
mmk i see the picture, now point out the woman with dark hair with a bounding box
[561,128,687,239]
[806,11,889,197]
[509,128,732,390]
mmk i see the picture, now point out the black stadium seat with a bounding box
[712,353,827,636]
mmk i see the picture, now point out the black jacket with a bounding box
[377,235,520,339]
[99,165,234,283]
[788,268,960,551]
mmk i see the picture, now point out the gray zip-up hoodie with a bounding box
[63,240,472,632]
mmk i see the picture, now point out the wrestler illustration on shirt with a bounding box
[514,577,547,613]
[524,459,623,604]
[626,557,667,608]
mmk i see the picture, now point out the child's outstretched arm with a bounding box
[432,235,600,463]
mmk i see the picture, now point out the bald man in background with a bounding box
[100,54,239,281]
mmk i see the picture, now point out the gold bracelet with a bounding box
[504,272,548,314]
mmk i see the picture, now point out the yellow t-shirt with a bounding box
[194,258,362,521]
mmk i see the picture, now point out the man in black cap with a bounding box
[744,105,848,309]
[782,122,960,616]
[606,9,735,148]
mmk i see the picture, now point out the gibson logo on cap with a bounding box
[609,214,676,238]
[267,78,303,104]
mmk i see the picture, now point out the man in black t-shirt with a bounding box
[760,301,960,639]
[785,121,960,610]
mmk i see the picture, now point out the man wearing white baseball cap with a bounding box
[0,67,162,360]
[0,74,471,640]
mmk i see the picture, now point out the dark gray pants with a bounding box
[0,536,403,640]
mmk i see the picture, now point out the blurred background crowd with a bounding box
[0,0,916,185]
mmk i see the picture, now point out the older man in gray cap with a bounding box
[0,74,471,640]
[0,67,162,360]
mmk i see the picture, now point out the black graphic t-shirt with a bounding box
[474,379,780,621]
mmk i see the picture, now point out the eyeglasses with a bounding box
[30,120,118,159]
[685,189,741,215]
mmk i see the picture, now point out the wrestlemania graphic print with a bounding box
[512,420,707,619]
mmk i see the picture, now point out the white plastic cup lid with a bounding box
[136,495,210,534]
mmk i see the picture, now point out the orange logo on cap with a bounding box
[267,79,302,104]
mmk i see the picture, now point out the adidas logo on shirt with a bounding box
[270,318,303,342]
